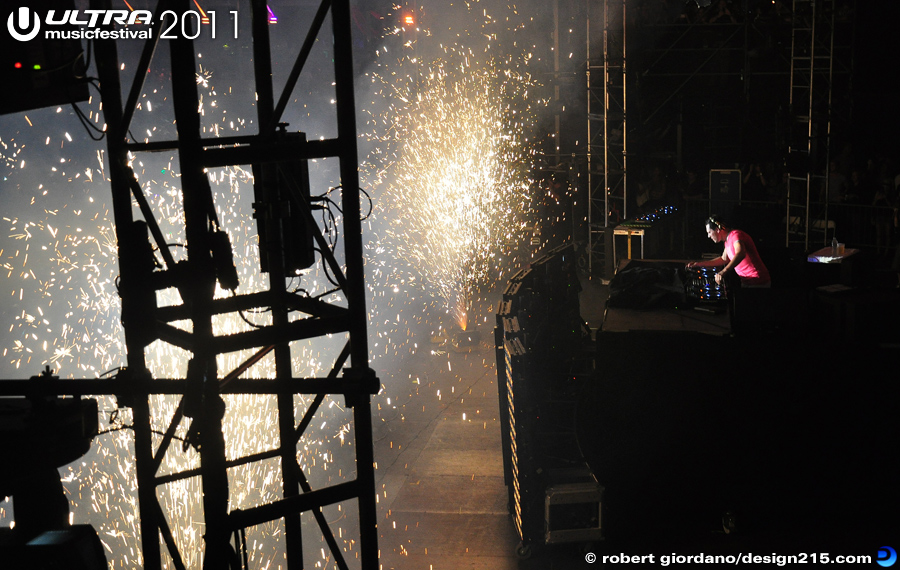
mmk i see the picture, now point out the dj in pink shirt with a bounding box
[686,217,771,288]
[724,229,770,286]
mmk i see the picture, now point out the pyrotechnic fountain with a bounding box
[363,4,545,342]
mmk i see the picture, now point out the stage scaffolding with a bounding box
[586,0,626,278]
[584,0,852,271]
[786,0,841,250]
[1,1,380,568]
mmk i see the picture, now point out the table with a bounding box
[806,246,861,286]
[612,226,645,268]
[806,246,859,264]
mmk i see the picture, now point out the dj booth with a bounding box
[602,259,732,335]
[582,257,899,545]
[497,249,898,550]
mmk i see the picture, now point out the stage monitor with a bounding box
[1,1,89,116]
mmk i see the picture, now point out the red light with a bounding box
[14,62,22,69]
[404,15,414,25]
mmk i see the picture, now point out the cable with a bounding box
[97,424,189,443]
[38,50,85,75]
[319,184,374,220]
[314,247,342,288]
[71,103,106,141]
[360,186,374,220]
[314,188,343,213]
[288,283,311,296]
[237,309,265,329]
[69,77,106,140]
[312,200,340,250]
[312,285,342,300]
[228,291,269,329]
[99,367,122,379]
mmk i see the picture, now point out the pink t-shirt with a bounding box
[725,229,770,286]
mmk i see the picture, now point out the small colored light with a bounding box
[14,62,22,69]
[33,64,41,70]
[404,15,414,25]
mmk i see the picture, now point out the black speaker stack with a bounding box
[494,243,602,557]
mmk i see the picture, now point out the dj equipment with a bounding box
[616,205,679,229]
[684,266,728,304]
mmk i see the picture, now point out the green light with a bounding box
[33,64,41,70]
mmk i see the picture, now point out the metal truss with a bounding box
[0,0,379,568]
[586,0,626,277]
[785,0,837,249]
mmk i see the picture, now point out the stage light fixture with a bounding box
[1,0,89,116]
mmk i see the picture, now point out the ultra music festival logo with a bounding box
[7,7,41,41]
[7,6,152,41]
[6,6,240,42]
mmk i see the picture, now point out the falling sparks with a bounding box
[365,39,541,332]
[1,60,361,570]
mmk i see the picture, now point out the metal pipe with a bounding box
[90,0,161,566]
[330,1,378,566]
[168,3,230,565]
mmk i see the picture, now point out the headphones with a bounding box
[706,215,724,230]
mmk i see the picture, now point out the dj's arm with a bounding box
[715,241,745,284]
[686,255,726,269]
